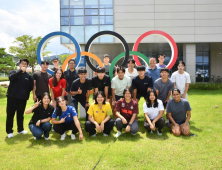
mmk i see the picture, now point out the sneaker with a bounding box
[52,128,54,132]
[103,133,108,137]
[71,133,76,140]
[44,136,50,140]
[114,131,122,138]
[34,137,36,140]
[91,134,96,137]
[131,133,137,136]
[60,133,66,140]
[157,130,162,136]
[8,133,14,138]
[149,130,153,134]
[18,130,28,134]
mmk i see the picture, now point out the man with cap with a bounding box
[103,54,117,76]
[51,57,61,71]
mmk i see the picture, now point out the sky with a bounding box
[0,0,69,55]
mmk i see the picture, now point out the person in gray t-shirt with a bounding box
[154,67,174,108]
[166,88,191,136]
[103,54,116,76]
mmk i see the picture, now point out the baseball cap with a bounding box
[103,54,109,58]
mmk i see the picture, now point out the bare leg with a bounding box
[171,124,181,136]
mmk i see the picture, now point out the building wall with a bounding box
[113,0,222,43]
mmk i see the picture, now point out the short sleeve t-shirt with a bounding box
[166,98,191,124]
[156,63,166,68]
[115,98,138,120]
[132,75,153,95]
[171,71,191,94]
[92,75,111,92]
[143,99,164,120]
[87,102,112,124]
[33,71,52,96]
[145,66,161,86]
[104,63,116,75]
[154,78,174,102]
[49,78,67,99]
[111,75,131,96]
[70,78,92,100]
[29,104,54,125]
[125,68,138,80]
[51,106,77,124]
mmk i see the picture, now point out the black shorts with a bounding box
[163,102,168,108]
[136,93,147,100]
[170,120,189,126]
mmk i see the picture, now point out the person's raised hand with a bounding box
[60,116,67,123]
[78,88,82,94]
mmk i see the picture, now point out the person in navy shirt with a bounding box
[132,65,153,102]
[145,57,161,86]
[51,96,83,140]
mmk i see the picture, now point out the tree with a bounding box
[9,35,50,73]
[59,54,70,64]
[0,48,16,74]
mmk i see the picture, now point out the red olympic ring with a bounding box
[132,30,178,70]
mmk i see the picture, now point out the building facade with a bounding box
[60,0,222,83]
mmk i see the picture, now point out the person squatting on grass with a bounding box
[166,88,191,136]
[85,91,115,137]
[6,58,34,138]
[25,93,54,140]
[143,89,165,135]
[51,96,83,141]
[114,88,139,137]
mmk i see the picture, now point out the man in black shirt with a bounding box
[33,60,52,102]
[64,59,79,105]
[51,57,61,71]
[92,67,111,102]
[132,65,153,102]
[70,68,92,121]
[6,58,34,138]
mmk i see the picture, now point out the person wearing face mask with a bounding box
[92,67,111,102]
[167,88,191,136]
[171,61,191,100]
[6,58,34,138]
[49,68,67,108]
[70,68,92,121]
[51,96,83,141]
[145,57,161,87]
[25,93,54,140]
[85,91,115,137]
[33,60,52,102]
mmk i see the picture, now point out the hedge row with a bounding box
[189,83,222,90]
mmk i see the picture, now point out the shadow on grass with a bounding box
[4,133,33,145]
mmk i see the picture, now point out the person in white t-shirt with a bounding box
[125,59,138,80]
[171,61,191,100]
[143,89,165,135]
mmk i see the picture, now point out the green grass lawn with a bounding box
[0,89,222,169]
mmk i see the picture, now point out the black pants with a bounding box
[35,95,42,103]
[85,119,115,136]
[53,122,79,135]
[144,117,165,132]
[6,97,27,134]
[71,98,89,121]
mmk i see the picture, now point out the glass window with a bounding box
[99,0,113,8]
[85,0,98,8]
[196,52,202,62]
[70,9,84,16]
[70,26,84,43]
[70,0,83,8]
[61,0,69,8]
[85,9,98,15]
[61,17,69,25]
[99,25,113,42]
[85,26,99,42]
[203,52,209,62]
[61,9,69,16]
[85,16,98,25]
[99,8,113,15]
[100,16,113,24]
[196,63,204,82]
[61,26,70,43]
[70,17,84,25]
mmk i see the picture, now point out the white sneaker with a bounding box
[18,130,28,134]
[60,133,66,140]
[91,134,96,137]
[150,130,153,134]
[114,131,122,138]
[71,133,76,140]
[103,133,108,137]
[157,130,162,136]
[34,137,36,140]
[44,137,50,140]
[52,129,54,132]
[8,133,14,138]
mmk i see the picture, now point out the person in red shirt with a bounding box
[49,68,67,108]
[114,88,139,137]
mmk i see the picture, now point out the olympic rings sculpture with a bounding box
[37,30,178,76]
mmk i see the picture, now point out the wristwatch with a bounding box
[128,123,132,127]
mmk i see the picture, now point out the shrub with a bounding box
[0,77,9,82]
[0,86,7,97]
[189,83,222,90]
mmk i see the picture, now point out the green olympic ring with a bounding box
[109,51,150,80]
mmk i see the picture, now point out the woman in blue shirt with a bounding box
[51,96,83,141]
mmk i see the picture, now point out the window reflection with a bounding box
[70,17,84,25]
[61,26,70,43]
[61,0,69,8]
[99,9,113,15]
[85,9,98,15]
[61,9,69,16]
[85,0,98,8]
[100,25,113,42]
[70,26,84,43]
[99,0,113,8]
[61,17,69,25]
[85,16,98,25]
[70,9,84,16]
[70,0,83,8]
[85,26,99,42]
[100,16,113,24]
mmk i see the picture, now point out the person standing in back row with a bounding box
[6,59,34,138]
[156,54,166,68]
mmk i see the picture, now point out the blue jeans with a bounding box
[29,122,52,140]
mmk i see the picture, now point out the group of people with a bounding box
[6,53,192,140]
